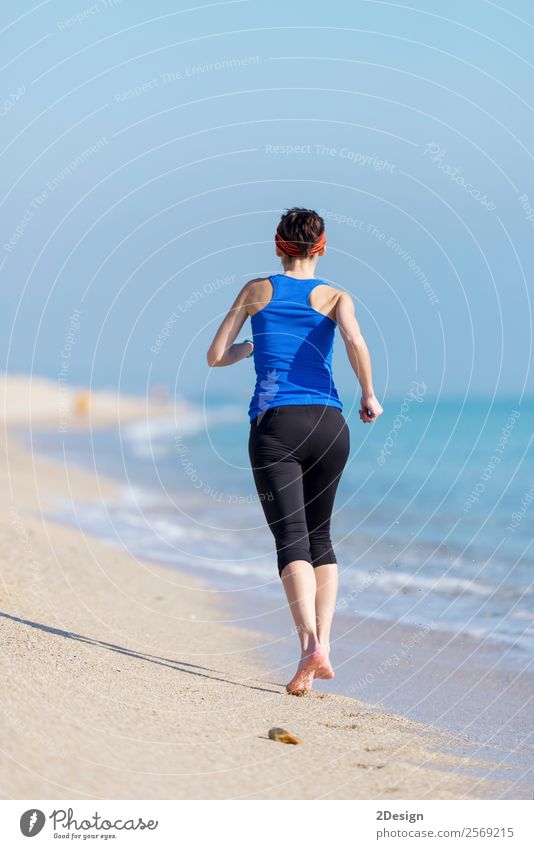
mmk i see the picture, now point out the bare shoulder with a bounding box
[242,277,274,316]
[335,290,355,309]
[309,283,346,321]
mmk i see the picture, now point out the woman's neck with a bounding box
[280,258,319,279]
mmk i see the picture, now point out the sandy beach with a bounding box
[0,375,508,799]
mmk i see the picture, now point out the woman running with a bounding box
[207,207,383,695]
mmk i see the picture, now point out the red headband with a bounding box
[275,228,326,256]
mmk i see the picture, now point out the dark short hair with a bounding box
[276,207,325,256]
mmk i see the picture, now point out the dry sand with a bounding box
[0,375,506,799]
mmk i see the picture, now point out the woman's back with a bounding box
[207,205,382,696]
[248,273,343,421]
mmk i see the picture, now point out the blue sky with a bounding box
[1,0,533,405]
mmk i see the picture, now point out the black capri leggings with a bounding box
[248,404,350,577]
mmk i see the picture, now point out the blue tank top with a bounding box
[248,274,343,421]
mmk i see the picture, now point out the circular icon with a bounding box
[20,810,46,837]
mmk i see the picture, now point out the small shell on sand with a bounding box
[268,727,300,745]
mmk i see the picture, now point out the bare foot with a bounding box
[286,647,330,696]
[314,654,335,680]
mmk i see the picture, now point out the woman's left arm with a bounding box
[206,283,252,367]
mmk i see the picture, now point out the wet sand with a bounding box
[224,577,533,799]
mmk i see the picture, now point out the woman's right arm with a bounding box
[335,291,383,424]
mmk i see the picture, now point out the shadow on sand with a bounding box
[0,610,280,695]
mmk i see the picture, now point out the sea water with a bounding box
[29,395,534,661]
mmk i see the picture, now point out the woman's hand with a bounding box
[359,393,383,424]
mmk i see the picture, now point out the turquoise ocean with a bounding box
[28,394,534,661]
